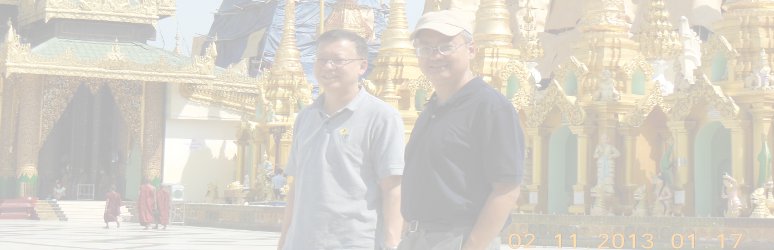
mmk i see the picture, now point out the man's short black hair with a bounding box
[317,29,368,58]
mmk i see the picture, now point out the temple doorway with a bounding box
[547,126,578,214]
[693,121,731,217]
[37,84,129,200]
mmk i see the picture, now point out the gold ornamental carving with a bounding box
[623,85,671,128]
[620,56,654,82]
[0,21,222,84]
[524,80,585,128]
[324,0,375,40]
[109,80,143,139]
[141,83,165,181]
[40,77,79,142]
[18,0,172,27]
[668,74,739,121]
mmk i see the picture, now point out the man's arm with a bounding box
[462,182,520,250]
[380,175,403,249]
[277,182,295,250]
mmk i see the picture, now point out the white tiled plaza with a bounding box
[0,220,280,250]
[0,220,615,250]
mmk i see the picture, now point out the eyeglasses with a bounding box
[316,58,365,67]
[415,42,468,58]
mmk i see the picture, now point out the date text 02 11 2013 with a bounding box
[506,232,744,249]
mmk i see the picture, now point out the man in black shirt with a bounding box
[400,10,525,250]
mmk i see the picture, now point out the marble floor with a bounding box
[0,220,611,250]
[0,220,279,250]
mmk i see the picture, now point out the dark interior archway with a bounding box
[37,84,128,200]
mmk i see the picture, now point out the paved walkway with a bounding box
[0,220,607,249]
[0,220,279,250]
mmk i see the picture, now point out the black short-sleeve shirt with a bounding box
[401,77,525,226]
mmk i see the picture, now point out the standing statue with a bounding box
[594,70,621,101]
[651,173,673,216]
[745,49,771,90]
[722,173,744,217]
[678,16,701,87]
[591,133,620,215]
[593,133,619,193]
[652,60,675,95]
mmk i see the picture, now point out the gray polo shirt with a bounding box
[283,88,405,250]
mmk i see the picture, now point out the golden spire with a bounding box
[516,0,543,62]
[324,0,373,40]
[273,0,303,73]
[368,0,420,109]
[266,0,309,122]
[473,0,513,48]
[471,0,519,94]
[636,0,681,60]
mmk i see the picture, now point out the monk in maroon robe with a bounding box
[103,185,122,229]
[137,180,156,230]
[154,185,171,229]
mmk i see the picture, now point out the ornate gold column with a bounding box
[750,106,773,187]
[667,120,695,216]
[721,120,749,187]
[618,126,639,209]
[15,75,43,197]
[0,76,13,198]
[141,82,165,186]
[521,126,549,213]
[568,125,594,214]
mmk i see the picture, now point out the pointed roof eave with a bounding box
[524,80,585,128]
[668,74,740,121]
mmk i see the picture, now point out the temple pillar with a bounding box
[568,125,595,215]
[721,119,750,189]
[618,126,640,212]
[750,106,774,188]
[15,76,43,197]
[667,120,695,216]
[521,126,550,213]
[0,77,14,198]
[141,82,166,186]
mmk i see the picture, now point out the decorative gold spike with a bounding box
[516,0,544,62]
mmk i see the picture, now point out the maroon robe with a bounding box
[156,188,171,225]
[103,191,122,223]
[137,184,156,226]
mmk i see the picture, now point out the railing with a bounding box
[76,184,95,200]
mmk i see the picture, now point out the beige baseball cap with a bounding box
[410,10,474,40]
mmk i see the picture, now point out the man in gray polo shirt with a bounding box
[277,29,405,250]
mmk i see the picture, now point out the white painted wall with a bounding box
[163,84,246,202]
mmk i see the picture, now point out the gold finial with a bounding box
[516,0,544,61]
[473,0,513,48]
[273,0,303,73]
[636,0,681,60]
[174,30,182,55]
[324,0,373,40]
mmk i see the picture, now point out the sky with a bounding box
[148,0,424,56]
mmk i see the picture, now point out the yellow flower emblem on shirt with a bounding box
[339,128,349,138]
